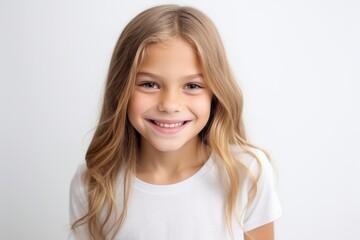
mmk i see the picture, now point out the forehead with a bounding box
[138,38,202,75]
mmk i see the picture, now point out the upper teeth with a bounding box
[154,121,184,128]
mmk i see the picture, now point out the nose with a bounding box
[157,89,182,113]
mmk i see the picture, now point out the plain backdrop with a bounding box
[1,0,359,239]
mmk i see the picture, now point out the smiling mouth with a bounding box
[150,120,188,128]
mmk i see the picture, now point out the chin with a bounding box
[153,145,183,153]
[150,141,186,153]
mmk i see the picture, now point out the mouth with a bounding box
[148,120,189,128]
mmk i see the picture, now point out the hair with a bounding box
[72,4,267,239]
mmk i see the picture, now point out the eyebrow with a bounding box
[136,72,203,81]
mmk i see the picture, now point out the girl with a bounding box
[70,4,282,240]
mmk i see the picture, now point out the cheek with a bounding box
[190,95,212,119]
[128,94,144,122]
[127,92,155,128]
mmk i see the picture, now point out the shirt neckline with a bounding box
[133,155,215,195]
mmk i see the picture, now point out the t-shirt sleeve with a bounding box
[68,163,90,239]
[243,150,282,232]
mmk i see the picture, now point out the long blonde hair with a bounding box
[72,4,265,239]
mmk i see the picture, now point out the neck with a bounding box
[136,138,210,184]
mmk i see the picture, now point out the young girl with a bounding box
[70,4,281,240]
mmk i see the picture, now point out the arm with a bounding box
[244,222,274,240]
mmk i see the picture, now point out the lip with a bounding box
[146,119,190,134]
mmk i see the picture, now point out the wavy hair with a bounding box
[72,4,266,239]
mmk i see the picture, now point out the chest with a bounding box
[116,179,243,239]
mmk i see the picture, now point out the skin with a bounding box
[128,37,275,239]
[128,38,212,184]
[245,223,275,240]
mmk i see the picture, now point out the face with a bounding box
[128,38,212,153]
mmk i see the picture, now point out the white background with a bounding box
[1,0,359,239]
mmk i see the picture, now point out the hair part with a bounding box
[72,4,265,239]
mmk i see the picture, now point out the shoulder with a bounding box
[70,163,87,194]
[230,145,272,175]
[69,163,88,223]
[69,163,90,238]
[230,146,282,231]
[230,145,278,196]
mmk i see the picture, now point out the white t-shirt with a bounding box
[69,148,282,239]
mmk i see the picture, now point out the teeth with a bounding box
[153,121,185,128]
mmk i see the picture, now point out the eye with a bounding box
[138,82,159,89]
[185,83,202,90]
